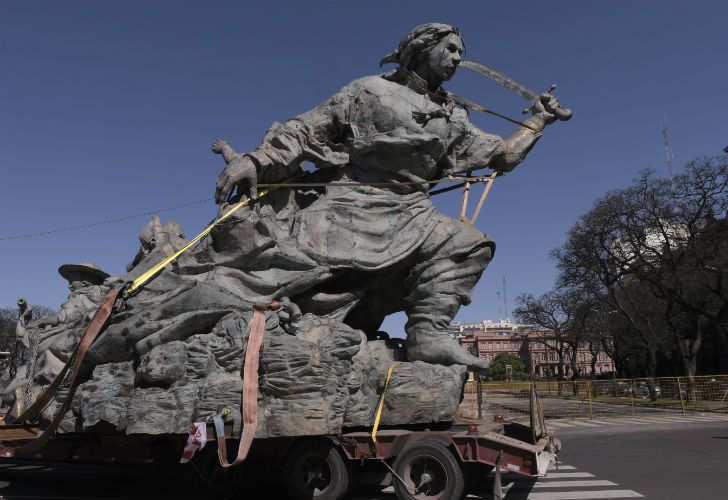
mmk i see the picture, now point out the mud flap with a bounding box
[493,451,504,500]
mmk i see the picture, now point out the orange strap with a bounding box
[215,306,266,467]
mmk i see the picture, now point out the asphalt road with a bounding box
[551,417,728,500]
[0,417,725,499]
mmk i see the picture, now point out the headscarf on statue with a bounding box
[380,22,463,74]
[380,22,463,120]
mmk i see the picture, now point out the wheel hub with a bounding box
[416,472,433,491]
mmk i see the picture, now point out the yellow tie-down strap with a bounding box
[371,362,399,444]
[123,172,494,298]
[124,178,299,298]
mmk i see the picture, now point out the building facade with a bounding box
[451,320,615,378]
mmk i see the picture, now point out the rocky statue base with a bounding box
[4,265,467,438]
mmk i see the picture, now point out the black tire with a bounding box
[281,439,351,500]
[391,440,464,500]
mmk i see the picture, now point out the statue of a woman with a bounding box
[199,23,563,370]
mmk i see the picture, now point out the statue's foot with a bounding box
[405,333,489,371]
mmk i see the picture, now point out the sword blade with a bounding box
[460,60,538,102]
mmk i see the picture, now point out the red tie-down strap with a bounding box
[215,301,279,467]
[1,287,123,457]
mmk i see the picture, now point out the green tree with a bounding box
[487,353,526,381]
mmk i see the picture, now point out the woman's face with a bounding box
[422,34,464,82]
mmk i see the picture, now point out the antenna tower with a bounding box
[502,277,508,322]
[660,118,674,179]
[496,291,503,321]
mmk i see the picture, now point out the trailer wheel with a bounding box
[391,440,464,500]
[281,439,350,500]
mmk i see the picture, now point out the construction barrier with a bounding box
[459,375,728,421]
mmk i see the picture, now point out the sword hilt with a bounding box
[522,84,573,121]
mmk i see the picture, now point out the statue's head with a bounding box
[58,262,109,288]
[381,23,464,84]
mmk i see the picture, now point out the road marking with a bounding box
[563,420,600,427]
[603,418,653,425]
[533,480,618,488]
[586,419,622,426]
[634,417,692,423]
[546,422,573,428]
[526,491,643,499]
[9,465,45,471]
[546,414,728,430]
[547,464,576,470]
[543,472,595,478]
[639,416,703,423]
[484,463,646,500]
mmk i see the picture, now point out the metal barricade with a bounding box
[459,375,728,421]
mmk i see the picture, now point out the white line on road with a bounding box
[585,419,623,426]
[541,472,595,478]
[533,480,618,488]
[639,416,704,423]
[604,418,653,425]
[545,421,572,427]
[556,420,599,427]
[547,464,577,470]
[527,490,644,499]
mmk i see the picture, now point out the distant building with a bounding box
[452,319,614,378]
[524,331,615,378]
[448,319,530,336]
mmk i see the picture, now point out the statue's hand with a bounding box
[211,139,228,155]
[215,155,258,204]
[532,93,560,125]
[276,297,302,335]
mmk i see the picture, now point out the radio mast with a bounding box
[502,277,509,322]
[660,118,674,179]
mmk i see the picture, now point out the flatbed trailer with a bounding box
[0,385,557,499]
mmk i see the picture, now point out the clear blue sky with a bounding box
[1,1,726,335]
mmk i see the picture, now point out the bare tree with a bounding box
[553,156,728,385]
[514,290,575,381]
[0,304,56,352]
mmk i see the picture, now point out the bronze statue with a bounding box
[3,23,569,436]
[206,23,563,370]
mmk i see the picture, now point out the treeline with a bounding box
[515,155,728,379]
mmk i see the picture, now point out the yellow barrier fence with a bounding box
[459,375,728,421]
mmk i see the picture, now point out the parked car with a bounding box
[634,380,661,399]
